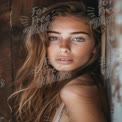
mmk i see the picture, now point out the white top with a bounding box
[54,102,65,122]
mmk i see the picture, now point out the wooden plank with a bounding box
[0,0,12,121]
[111,0,122,122]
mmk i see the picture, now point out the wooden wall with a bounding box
[0,0,12,121]
[111,0,122,122]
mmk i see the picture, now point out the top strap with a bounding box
[55,102,64,122]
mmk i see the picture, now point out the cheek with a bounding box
[47,46,57,60]
[73,45,93,61]
[47,47,52,58]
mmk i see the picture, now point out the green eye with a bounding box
[48,37,59,41]
[72,38,85,42]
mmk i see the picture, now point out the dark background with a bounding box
[0,0,99,121]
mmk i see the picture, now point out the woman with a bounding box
[9,1,111,122]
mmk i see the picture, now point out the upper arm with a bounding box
[60,81,106,122]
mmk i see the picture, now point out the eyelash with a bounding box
[48,36,59,41]
[48,36,85,42]
[72,37,85,42]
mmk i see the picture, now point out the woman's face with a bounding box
[47,16,96,72]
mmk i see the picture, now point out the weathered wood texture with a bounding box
[0,0,12,121]
[100,0,122,122]
[111,0,122,122]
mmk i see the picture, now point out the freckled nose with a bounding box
[59,40,70,53]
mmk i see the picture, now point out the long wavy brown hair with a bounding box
[8,1,111,122]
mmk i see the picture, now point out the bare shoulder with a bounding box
[60,75,106,122]
[60,74,99,100]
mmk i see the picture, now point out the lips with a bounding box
[56,56,73,64]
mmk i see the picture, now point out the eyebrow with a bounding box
[47,31,90,36]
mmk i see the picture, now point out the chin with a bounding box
[53,65,76,72]
[55,68,71,72]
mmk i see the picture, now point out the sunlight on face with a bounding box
[47,16,96,72]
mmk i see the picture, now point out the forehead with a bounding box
[48,16,92,33]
